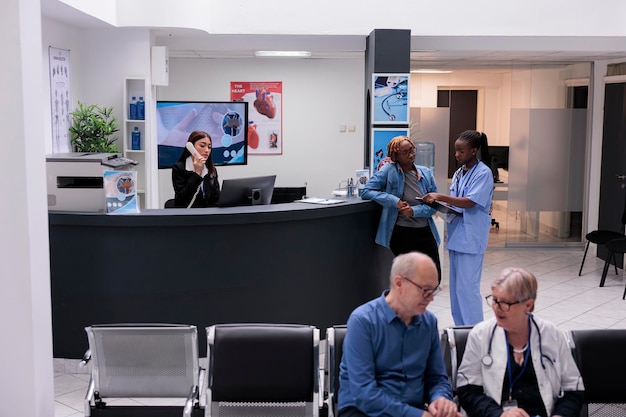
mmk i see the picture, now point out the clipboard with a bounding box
[416,197,463,217]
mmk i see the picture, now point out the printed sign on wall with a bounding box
[231,81,283,155]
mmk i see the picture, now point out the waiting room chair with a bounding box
[568,329,626,417]
[206,323,320,417]
[578,230,624,277]
[440,326,474,398]
[83,323,203,417]
[326,325,347,417]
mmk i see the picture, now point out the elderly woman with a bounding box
[361,135,441,281]
[457,268,584,417]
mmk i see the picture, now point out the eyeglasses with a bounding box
[402,276,441,298]
[400,147,416,157]
[485,295,526,312]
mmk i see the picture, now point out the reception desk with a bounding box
[49,199,392,358]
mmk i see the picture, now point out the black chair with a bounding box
[440,326,474,398]
[206,323,320,417]
[271,186,307,204]
[164,198,177,208]
[568,329,626,416]
[601,238,626,298]
[326,325,347,417]
[83,323,203,417]
[578,230,625,276]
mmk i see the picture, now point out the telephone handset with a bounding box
[186,142,202,159]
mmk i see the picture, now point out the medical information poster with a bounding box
[371,73,409,125]
[230,81,283,155]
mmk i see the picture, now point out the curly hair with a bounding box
[386,136,414,162]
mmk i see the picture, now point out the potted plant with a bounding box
[69,101,120,152]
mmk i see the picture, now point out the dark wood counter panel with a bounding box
[49,199,393,358]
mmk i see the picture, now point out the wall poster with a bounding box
[49,47,72,153]
[371,73,409,125]
[371,127,410,172]
[230,81,282,155]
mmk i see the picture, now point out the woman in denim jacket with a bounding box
[361,136,441,281]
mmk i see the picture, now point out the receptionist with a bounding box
[172,130,220,208]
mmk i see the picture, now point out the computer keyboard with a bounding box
[102,156,139,168]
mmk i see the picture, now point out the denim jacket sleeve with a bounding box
[360,163,402,206]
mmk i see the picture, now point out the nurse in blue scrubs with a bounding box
[422,130,494,325]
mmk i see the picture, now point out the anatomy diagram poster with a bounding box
[230,81,282,155]
[49,47,72,153]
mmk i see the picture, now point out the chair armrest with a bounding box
[84,378,95,417]
[318,367,325,409]
[79,349,91,367]
[183,385,199,417]
[198,368,207,407]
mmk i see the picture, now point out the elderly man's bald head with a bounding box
[389,252,438,286]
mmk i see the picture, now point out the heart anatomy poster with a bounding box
[230,81,282,155]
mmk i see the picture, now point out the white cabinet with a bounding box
[122,77,148,208]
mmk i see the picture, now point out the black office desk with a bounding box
[49,199,392,358]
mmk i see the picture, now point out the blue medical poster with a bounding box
[371,128,410,171]
[371,73,410,124]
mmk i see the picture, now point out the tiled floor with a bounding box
[54,245,625,417]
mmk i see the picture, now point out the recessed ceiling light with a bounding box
[410,69,453,74]
[255,51,312,58]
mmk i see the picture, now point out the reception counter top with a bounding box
[49,199,392,358]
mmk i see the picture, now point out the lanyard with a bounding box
[452,161,480,197]
[505,319,531,401]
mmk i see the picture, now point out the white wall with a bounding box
[409,71,511,146]
[68,0,626,37]
[156,57,365,204]
[42,18,152,154]
[2,0,54,416]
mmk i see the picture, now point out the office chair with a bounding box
[83,323,203,417]
[271,186,307,204]
[206,323,320,417]
[326,325,347,417]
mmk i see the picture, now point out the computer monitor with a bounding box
[488,146,509,170]
[217,175,276,207]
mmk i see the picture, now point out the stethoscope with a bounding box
[451,160,481,197]
[481,314,554,370]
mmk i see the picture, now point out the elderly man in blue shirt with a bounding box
[338,252,461,417]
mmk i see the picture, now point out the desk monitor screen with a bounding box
[218,175,276,207]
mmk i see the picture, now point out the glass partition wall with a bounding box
[409,62,590,247]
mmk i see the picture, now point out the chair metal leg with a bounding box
[612,251,618,275]
[578,240,590,276]
[623,284,626,300]
[600,254,612,287]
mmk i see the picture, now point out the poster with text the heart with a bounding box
[231,81,283,155]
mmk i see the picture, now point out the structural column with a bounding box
[0,0,55,415]
[363,29,411,167]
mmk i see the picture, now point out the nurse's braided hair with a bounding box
[458,130,486,152]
